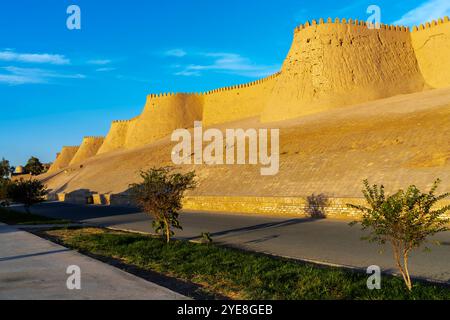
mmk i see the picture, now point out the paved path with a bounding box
[0,223,187,300]
[12,202,450,284]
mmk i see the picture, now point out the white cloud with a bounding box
[0,50,70,65]
[88,59,112,65]
[393,0,450,26]
[0,66,85,85]
[175,52,279,78]
[165,49,187,57]
[95,67,116,72]
[175,70,201,77]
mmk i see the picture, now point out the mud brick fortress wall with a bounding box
[50,17,450,160]
[42,17,450,217]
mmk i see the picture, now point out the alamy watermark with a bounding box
[66,265,81,290]
[66,5,81,30]
[171,121,280,176]
[366,5,381,29]
[367,265,381,290]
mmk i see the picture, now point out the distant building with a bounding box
[14,166,25,174]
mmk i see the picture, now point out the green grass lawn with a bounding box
[0,207,71,225]
[40,227,450,300]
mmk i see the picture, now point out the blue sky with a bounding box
[1,0,449,166]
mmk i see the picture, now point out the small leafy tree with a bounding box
[0,178,11,206]
[349,179,450,291]
[130,167,197,243]
[24,156,44,176]
[7,178,48,213]
[0,158,12,206]
[0,158,11,179]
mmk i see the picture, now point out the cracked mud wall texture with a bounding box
[411,20,450,88]
[69,137,105,166]
[261,23,426,122]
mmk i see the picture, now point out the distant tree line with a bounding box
[1,156,48,211]
[1,156,48,177]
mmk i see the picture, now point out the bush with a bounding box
[0,179,11,206]
[0,158,12,179]
[348,179,450,291]
[7,178,48,213]
[130,167,197,243]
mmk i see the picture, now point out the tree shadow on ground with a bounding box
[184,218,319,241]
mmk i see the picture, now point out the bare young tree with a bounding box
[349,179,449,291]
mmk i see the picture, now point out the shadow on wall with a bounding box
[50,186,138,208]
[306,194,329,219]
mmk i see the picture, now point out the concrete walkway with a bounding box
[0,223,187,300]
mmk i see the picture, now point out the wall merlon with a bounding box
[112,118,135,124]
[83,136,105,140]
[293,16,447,34]
[412,16,449,32]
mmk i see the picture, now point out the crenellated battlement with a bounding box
[49,15,450,171]
[112,120,129,124]
[112,119,136,124]
[146,71,282,100]
[204,71,281,96]
[412,16,450,32]
[294,17,410,33]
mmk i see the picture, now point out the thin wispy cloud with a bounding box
[393,0,450,26]
[0,50,70,65]
[165,49,187,57]
[88,59,112,65]
[174,52,279,78]
[95,67,116,72]
[0,66,85,85]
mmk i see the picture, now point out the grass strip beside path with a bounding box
[39,227,450,300]
[0,207,71,225]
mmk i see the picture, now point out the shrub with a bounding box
[7,178,48,213]
[0,179,11,206]
[130,167,197,243]
[348,179,450,291]
[0,158,12,179]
